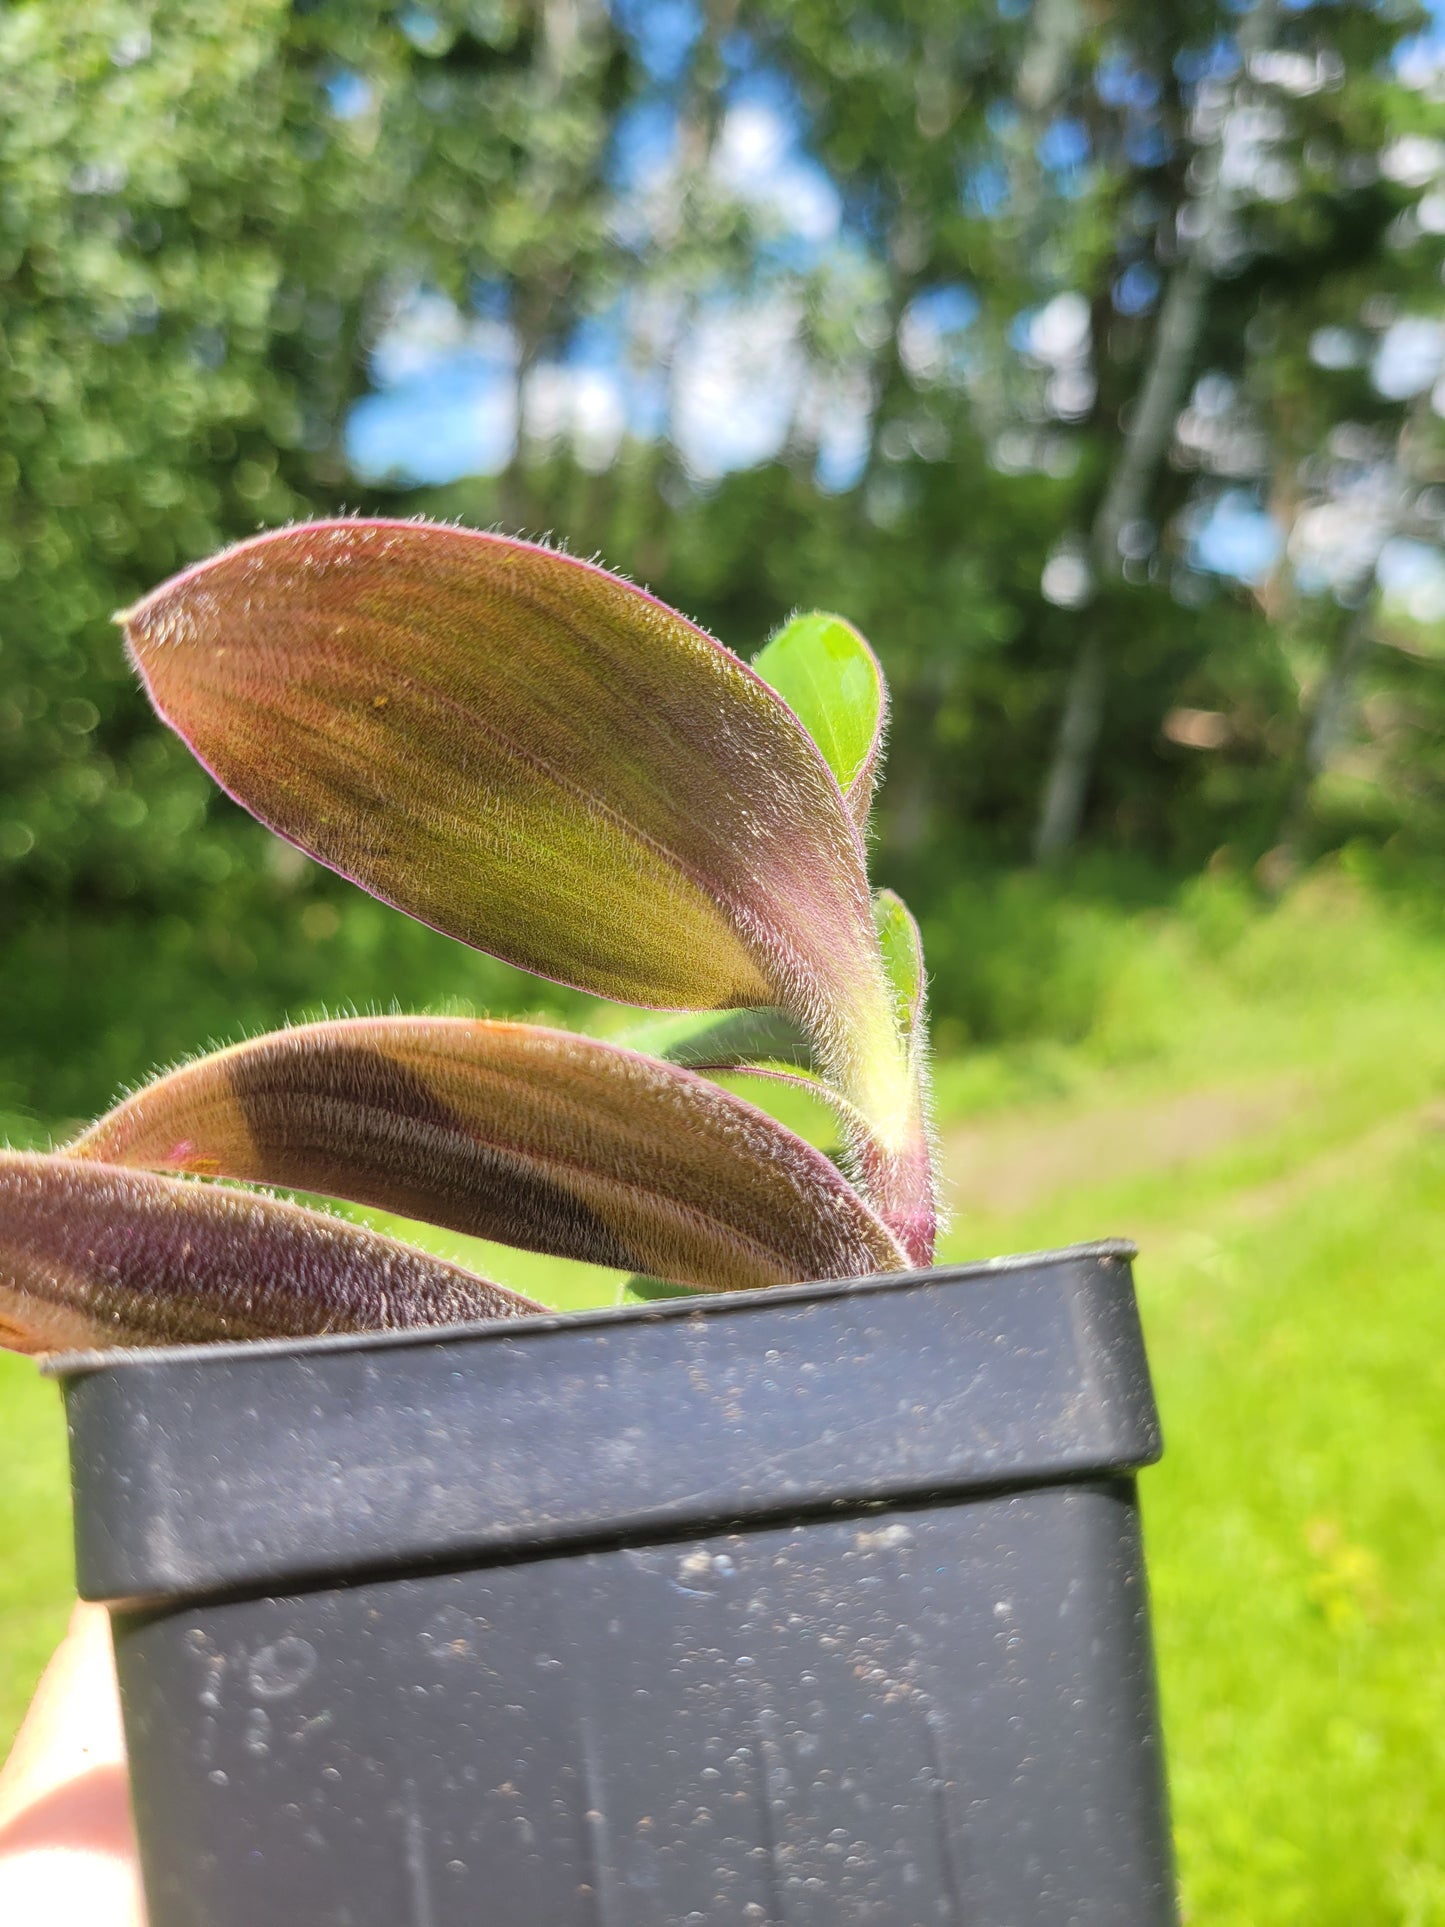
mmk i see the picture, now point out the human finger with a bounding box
[0,1602,146,1925]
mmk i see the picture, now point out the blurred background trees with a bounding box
[1,0,1442,1122]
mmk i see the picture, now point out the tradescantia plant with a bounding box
[0,521,939,1356]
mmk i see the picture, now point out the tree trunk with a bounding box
[1032,255,1212,863]
[1031,0,1280,863]
[1270,595,1376,870]
[1271,393,1427,864]
[1033,629,1107,862]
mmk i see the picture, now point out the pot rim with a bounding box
[44,1236,1138,1380]
[57,1240,1157,1607]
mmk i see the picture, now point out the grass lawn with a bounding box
[2,866,1442,1921]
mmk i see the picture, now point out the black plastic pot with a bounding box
[55,1240,1177,1926]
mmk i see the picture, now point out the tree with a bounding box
[2,0,1440,959]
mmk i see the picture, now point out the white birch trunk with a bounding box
[1032,0,1281,861]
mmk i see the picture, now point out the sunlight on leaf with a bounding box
[69,1018,908,1293]
[122,522,931,1267]
[753,611,886,831]
[121,523,898,1104]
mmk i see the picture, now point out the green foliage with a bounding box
[872,887,926,1038]
[0,892,582,1140]
[0,1359,71,1747]
[0,1,384,909]
[0,0,631,920]
[926,850,1445,1108]
[3,0,1442,960]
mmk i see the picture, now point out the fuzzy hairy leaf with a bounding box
[122,522,901,1115]
[873,888,926,1038]
[69,1018,908,1293]
[861,889,936,1265]
[753,612,885,833]
[0,1150,539,1355]
[698,901,936,1270]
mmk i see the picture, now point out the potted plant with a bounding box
[1,522,1176,1924]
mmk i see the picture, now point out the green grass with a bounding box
[925,866,1445,1926]
[0,1352,73,1740]
[2,861,1442,1921]
[1143,1133,1445,1926]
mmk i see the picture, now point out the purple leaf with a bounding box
[121,522,897,1101]
[0,1149,540,1355]
[121,521,937,1268]
[69,1018,908,1293]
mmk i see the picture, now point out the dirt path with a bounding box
[942,1077,1309,1218]
[1200,1098,1445,1232]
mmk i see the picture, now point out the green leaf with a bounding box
[873,888,926,1037]
[121,524,900,1126]
[753,612,886,831]
[620,1275,698,1304]
[608,1007,816,1072]
[69,1017,909,1294]
[0,1149,539,1355]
